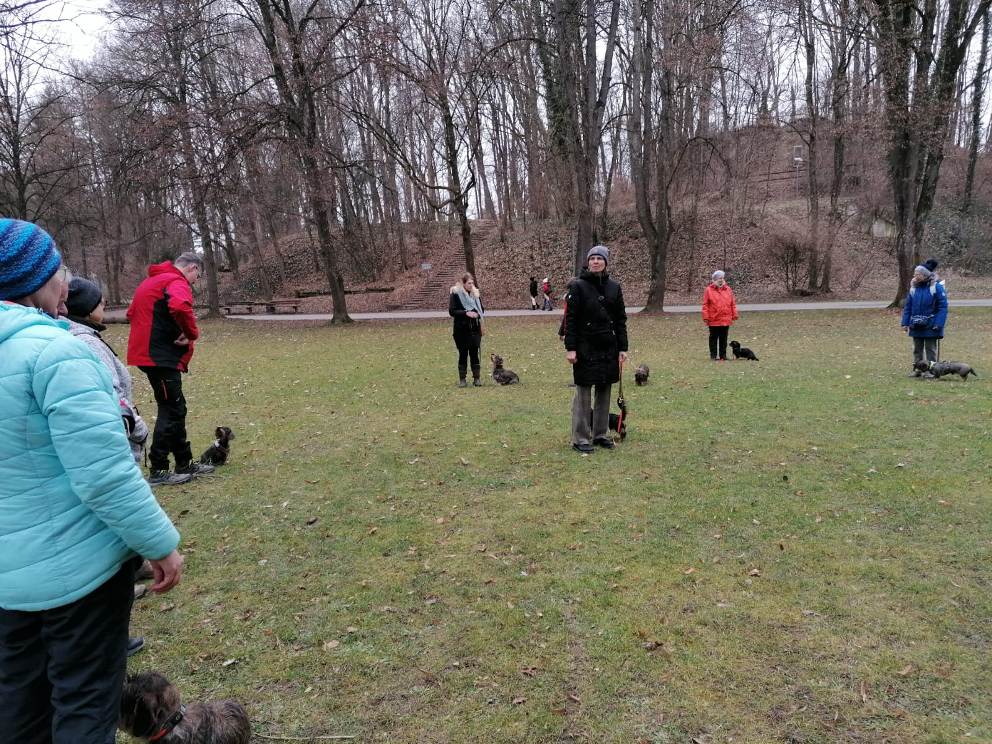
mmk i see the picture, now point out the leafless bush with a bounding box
[766,231,810,294]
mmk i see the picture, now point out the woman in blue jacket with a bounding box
[0,218,184,744]
[901,264,948,377]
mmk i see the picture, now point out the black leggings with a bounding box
[708,326,729,359]
[456,342,481,379]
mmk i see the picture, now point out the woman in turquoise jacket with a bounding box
[0,218,184,744]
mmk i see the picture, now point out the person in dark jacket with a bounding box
[449,272,485,387]
[563,245,628,453]
[127,252,214,484]
[901,264,948,377]
[529,276,539,310]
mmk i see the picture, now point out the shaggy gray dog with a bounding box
[634,363,650,385]
[120,671,250,744]
[913,360,978,380]
[490,354,520,385]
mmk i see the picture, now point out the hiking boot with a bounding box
[473,378,482,387]
[572,443,595,454]
[593,438,616,450]
[458,379,468,388]
[148,470,193,486]
[126,637,145,657]
[176,461,216,477]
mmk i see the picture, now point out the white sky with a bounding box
[48,0,111,61]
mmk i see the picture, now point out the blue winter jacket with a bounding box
[901,280,948,339]
[0,302,179,611]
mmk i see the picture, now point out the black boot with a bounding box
[471,366,482,386]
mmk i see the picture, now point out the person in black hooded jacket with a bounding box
[448,272,485,387]
[562,245,628,453]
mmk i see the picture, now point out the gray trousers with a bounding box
[572,384,611,445]
[913,337,939,366]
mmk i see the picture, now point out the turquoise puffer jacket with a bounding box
[0,302,180,611]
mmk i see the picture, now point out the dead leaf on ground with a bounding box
[323,640,340,651]
[748,568,761,576]
[305,516,319,525]
[896,664,915,677]
[159,603,176,613]
[512,696,527,705]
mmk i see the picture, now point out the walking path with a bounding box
[225,298,992,322]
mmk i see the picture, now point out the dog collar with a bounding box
[148,704,185,742]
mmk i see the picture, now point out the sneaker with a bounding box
[592,438,615,450]
[133,584,148,600]
[572,443,595,454]
[135,560,154,581]
[458,379,468,388]
[126,637,144,657]
[176,461,215,477]
[473,379,482,387]
[148,470,193,486]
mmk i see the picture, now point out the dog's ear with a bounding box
[216,426,224,438]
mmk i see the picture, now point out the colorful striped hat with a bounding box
[0,218,62,301]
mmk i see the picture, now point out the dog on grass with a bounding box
[200,426,235,466]
[120,671,250,744]
[634,364,650,386]
[729,341,759,361]
[490,354,520,385]
[913,360,978,380]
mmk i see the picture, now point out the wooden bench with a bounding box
[221,298,300,315]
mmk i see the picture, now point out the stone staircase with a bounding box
[385,221,494,310]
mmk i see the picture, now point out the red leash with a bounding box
[615,357,625,441]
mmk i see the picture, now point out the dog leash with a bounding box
[615,357,625,442]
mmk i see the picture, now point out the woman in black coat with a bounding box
[562,245,628,453]
[448,272,485,387]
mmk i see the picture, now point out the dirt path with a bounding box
[217,298,992,321]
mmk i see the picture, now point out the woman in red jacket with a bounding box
[702,270,738,360]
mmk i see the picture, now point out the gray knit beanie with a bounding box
[586,245,609,264]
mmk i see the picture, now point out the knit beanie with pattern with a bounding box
[0,218,61,301]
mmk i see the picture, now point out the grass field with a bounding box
[111,308,992,744]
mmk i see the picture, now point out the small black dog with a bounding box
[120,671,250,744]
[634,364,650,386]
[490,354,520,385]
[913,360,978,380]
[729,341,759,361]
[588,400,627,441]
[200,426,235,465]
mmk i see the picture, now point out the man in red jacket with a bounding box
[127,253,214,485]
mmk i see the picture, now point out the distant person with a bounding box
[541,276,554,310]
[449,272,485,387]
[0,218,183,743]
[529,276,539,310]
[562,245,628,453]
[901,263,948,377]
[702,270,738,361]
[127,252,214,485]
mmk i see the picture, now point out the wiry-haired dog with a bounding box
[634,364,650,386]
[729,341,759,361]
[914,359,978,380]
[200,426,235,466]
[490,354,520,385]
[120,671,251,744]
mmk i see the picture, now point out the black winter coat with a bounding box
[449,289,483,348]
[563,270,628,386]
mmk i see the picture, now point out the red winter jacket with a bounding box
[702,282,739,327]
[126,262,199,371]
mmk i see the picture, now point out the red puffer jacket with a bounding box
[702,282,739,327]
[126,262,199,371]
